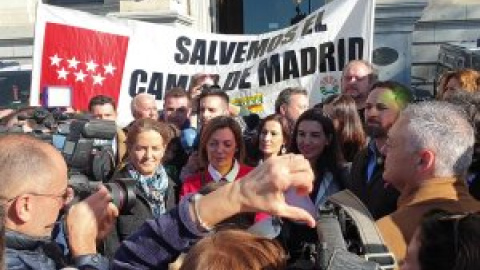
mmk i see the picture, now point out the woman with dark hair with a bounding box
[322,94,367,163]
[247,114,291,166]
[284,108,346,262]
[180,116,254,197]
[290,108,345,206]
[402,210,480,270]
[103,118,178,257]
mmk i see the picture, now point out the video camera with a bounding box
[56,115,136,214]
[2,107,136,214]
[180,127,199,155]
[285,191,396,270]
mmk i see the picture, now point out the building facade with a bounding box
[0,0,213,67]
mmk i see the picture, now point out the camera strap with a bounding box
[327,190,397,270]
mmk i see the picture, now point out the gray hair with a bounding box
[130,93,156,114]
[274,87,308,114]
[402,101,474,177]
[342,60,378,83]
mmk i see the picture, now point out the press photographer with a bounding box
[0,134,118,270]
[7,107,137,215]
[0,106,138,264]
[54,113,137,214]
[88,94,127,167]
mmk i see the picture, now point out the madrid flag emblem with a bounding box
[39,22,129,110]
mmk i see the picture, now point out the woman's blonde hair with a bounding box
[438,69,479,99]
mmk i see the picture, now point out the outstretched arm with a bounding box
[113,154,315,269]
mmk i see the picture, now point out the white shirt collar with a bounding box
[208,160,240,183]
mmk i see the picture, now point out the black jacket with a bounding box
[6,230,109,270]
[346,145,399,220]
[469,173,480,200]
[101,166,178,258]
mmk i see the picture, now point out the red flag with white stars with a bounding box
[40,22,129,110]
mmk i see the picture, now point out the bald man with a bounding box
[0,134,117,269]
[131,93,159,120]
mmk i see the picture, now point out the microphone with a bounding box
[316,206,347,269]
[180,127,199,154]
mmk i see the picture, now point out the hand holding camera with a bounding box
[66,185,119,257]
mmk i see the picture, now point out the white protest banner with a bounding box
[31,0,374,125]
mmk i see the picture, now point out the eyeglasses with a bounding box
[0,187,73,205]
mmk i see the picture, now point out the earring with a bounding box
[281,145,286,155]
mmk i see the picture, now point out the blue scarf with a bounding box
[127,164,169,218]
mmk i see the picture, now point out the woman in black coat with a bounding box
[102,118,178,258]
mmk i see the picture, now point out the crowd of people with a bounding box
[0,60,480,270]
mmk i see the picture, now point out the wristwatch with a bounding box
[74,254,108,270]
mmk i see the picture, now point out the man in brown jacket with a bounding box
[376,101,480,264]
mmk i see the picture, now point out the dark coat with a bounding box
[346,145,399,220]
[6,229,109,270]
[469,173,480,200]
[101,166,178,258]
[6,230,59,270]
[112,195,203,270]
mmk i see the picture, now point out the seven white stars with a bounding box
[50,54,62,67]
[67,57,80,69]
[49,54,114,86]
[104,63,116,75]
[92,73,105,85]
[74,70,87,82]
[57,67,69,80]
[85,60,98,72]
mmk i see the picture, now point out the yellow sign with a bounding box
[231,93,264,113]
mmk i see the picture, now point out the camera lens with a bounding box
[104,178,136,214]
